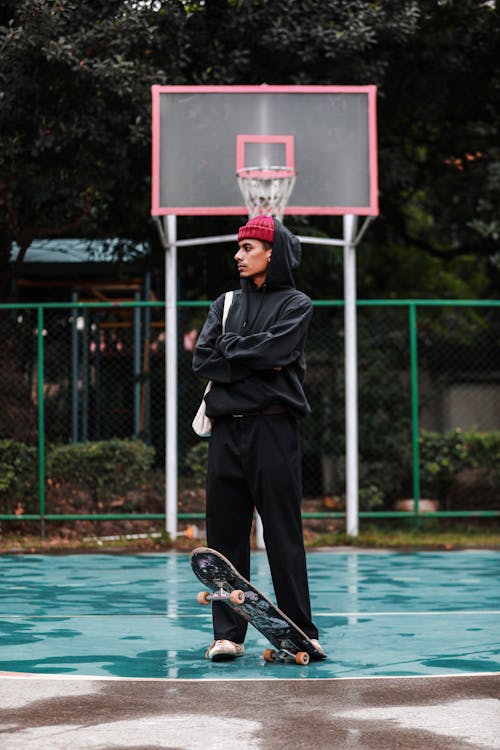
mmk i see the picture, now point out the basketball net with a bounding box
[237,166,296,221]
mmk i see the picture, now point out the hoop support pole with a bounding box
[343,215,359,537]
[156,215,179,541]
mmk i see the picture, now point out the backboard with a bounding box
[151,85,378,217]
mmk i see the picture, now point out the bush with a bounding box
[184,441,209,488]
[420,429,500,510]
[47,439,156,508]
[0,439,156,515]
[0,439,38,512]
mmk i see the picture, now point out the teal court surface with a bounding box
[0,550,499,678]
[1,550,499,749]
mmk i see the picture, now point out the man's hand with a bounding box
[273,366,282,371]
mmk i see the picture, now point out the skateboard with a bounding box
[190,546,326,665]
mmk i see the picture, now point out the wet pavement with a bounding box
[0,672,499,749]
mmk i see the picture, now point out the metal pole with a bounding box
[143,271,152,443]
[71,291,78,442]
[343,215,359,537]
[82,308,89,442]
[133,291,141,436]
[409,303,421,524]
[37,307,46,537]
[94,312,101,440]
[164,215,178,540]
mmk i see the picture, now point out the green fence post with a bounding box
[37,306,46,537]
[409,303,420,526]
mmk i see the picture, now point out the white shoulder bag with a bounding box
[192,291,234,437]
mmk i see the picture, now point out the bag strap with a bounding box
[222,291,233,332]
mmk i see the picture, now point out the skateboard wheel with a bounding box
[295,651,310,666]
[263,649,276,663]
[197,591,211,605]
[229,589,245,605]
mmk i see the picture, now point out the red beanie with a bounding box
[237,215,275,243]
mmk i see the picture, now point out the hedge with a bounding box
[1,431,499,516]
[420,429,500,510]
[0,439,155,515]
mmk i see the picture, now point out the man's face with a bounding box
[234,239,272,287]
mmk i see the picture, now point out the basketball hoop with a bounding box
[237,166,296,221]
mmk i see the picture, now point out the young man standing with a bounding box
[192,215,324,662]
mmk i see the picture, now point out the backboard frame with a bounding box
[151,84,379,217]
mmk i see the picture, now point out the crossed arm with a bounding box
[192,294,312,382]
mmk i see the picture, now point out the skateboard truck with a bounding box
[263,640,310,665]
[197,585,246,607]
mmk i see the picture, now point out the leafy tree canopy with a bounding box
[1,0,499,299]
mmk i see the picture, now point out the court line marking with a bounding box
[0,671,499,682]
[315,610,500,616]
[1,610,500,618]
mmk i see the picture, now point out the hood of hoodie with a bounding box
[192,217,312,418]
[242,218,301,292]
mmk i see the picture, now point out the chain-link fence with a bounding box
[1,300,499,531]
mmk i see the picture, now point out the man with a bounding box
[192,215,324,662]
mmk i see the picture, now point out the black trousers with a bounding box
[206,413,318,643]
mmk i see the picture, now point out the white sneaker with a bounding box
[205,640,245,662]
[310,638,327,659]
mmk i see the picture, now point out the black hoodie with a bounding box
[192,219,312,418]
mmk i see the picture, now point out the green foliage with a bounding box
[2,432,498,521]
[0,0,176,263]
[420,429,500,510]
[0,438,155,514]
[184,441,209,488]
[1,0,500,300]
[420,429,469,486]
[0,439,37,501]
[47,439,155,503]
[358,484,385,512]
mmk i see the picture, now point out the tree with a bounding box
[170,0,500,300]
[0,0,186,288]
[373,0,500,296]
[1,0,499,300]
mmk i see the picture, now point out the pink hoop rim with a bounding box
[237,166,296,179]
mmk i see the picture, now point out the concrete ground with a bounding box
[1,672,499,749]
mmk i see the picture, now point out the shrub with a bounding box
[184,441,209,488]
[420,429,500,510]
[0,439,38,512]
[0,439,156,516]
[47,439,156,507]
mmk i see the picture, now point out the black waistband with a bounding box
[230,404,289,418]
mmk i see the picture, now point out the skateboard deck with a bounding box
[190,546,326,665]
